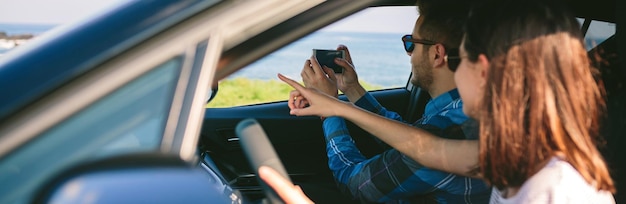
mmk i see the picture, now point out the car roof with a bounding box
[565,0,615,22]
[387,0,616,22]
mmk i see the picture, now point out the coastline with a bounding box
[1,31,34,49]
[0,23,55,50]
[0,38,32,50]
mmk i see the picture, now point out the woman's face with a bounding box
[455,39,485,119]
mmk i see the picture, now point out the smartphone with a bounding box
[313,49,345,73]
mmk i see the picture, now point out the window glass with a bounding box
[209,6,418,108]
[585,20,615,49]
[0,57,181,204]
[578,18,616,50]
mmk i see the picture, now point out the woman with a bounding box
[261,0,615,203]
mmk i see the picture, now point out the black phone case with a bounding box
[314,49,345,73]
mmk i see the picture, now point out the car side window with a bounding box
[0,57,181,204]
[579,18,616,50]
[208,6,418,108]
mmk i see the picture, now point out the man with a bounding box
[299,2,490,203]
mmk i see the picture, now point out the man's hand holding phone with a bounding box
[302,55,339,98]
[307,45,366,102]
[313,49,345,73]
[332,45,366,102]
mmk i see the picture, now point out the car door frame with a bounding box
[0,0,330,162]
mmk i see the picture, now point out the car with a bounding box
[0,0,624,203]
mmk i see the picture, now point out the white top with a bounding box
[489,157,615,204]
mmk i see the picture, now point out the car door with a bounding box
[200,3,422,202]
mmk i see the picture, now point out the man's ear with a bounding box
[477,54,490,87]
[433,44,446,67]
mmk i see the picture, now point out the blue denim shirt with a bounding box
[322,89,490,203]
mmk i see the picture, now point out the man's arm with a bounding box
[337,102,480,177]
[353,92,406,123]
[280,74,480,178]
[323,117,488,202]
[322,117,367,183]
[352,92,407,148]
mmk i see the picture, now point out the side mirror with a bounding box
[32,153,234,204]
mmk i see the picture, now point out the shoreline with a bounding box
[0,31,33,40]
[0,31,35,50]
[0,39,30,49]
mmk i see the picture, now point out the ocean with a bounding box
[0,23,56,36]
[230,31,413,88]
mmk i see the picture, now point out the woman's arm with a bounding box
[279,74,481,177]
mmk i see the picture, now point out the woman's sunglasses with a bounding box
[401,34,461,72]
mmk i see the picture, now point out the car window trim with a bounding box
[161,36,223,160]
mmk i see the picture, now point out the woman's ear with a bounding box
[477,54,490,87]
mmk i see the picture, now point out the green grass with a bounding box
[206,77,383,108]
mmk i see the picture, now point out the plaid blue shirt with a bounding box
[322,89,490,203]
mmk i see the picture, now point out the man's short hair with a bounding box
[415,0,471,51]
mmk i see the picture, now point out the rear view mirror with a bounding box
[32,153,234,204]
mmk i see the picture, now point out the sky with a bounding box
[324,6,418,34]
[0,0,132,25]
[0,0,418,34]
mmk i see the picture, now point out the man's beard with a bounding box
[410,57,433,91]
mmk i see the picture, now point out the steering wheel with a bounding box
[236,118,291,204]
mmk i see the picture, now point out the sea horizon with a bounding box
[0,23,57,36]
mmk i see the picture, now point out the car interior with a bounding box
[199,0,625,203]
[9,0,623,203]
[202,2,421,203]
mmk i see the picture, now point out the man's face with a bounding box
[409,17,434,90]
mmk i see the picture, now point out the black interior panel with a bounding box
[200,87,411,200]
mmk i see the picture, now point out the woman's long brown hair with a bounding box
[464,0,615,192]
[480,33,614,192]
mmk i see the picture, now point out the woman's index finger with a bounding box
[278,73,305,91]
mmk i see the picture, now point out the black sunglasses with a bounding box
[401,34,437,52]
[445,48,461,72]
[402,34,461,72]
